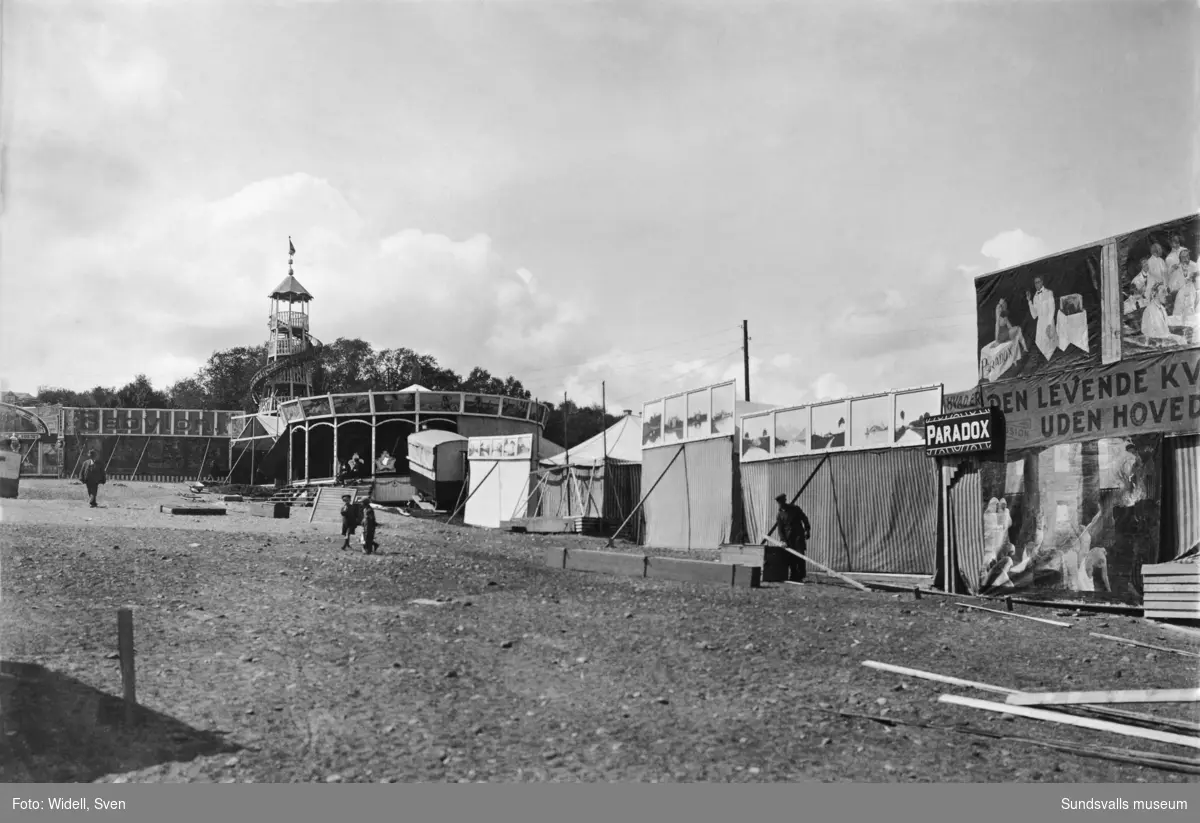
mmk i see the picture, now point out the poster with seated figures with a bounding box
[976,244,1103,383]
[975,434,1162,605]
[1119,214,1200,356]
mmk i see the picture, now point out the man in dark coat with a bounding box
[80,449,105,508]
[774,493,812,583]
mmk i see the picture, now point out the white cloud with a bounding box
[979,229,1048,270]
[811,372,849,401]
[0,173,592,394]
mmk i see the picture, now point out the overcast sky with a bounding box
[1,0,1196,412]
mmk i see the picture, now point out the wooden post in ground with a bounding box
[118,608,136,724]
[913,586,922,600]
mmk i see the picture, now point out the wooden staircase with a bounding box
[308,486,360,525]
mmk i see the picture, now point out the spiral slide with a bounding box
[243,333,323,410]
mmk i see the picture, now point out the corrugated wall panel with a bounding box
[1171,434,1200,558]
[740,448,938,574]
[948,461,985,593]
[642,438,735,550]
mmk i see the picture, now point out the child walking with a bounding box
[339,494,361,551]
[360,500,378,555]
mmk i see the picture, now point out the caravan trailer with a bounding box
[407,430,468,510]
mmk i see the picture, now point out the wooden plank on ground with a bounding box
[938,694,1200,750]
[563,549,647,578]
[1089,632,1200,658]
[646,556,738,586]
[1006,688,1200,707]
[957,602,1072,627]
[522,518,577,534]
[160,506,226,516]
[544,547,567,570]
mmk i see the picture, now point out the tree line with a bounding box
[32,338,621,450]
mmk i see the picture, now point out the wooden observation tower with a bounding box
[261,237,316,413]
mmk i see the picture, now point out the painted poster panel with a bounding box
[686,389,710,439]
[1118,214,1200,356]
[333,394,372,415]
[810,400,849,451]
[850,394,891,449]
[301,396,332,418]
[710,382,736,437]
[773,407,809,457]
[976,245,1103,383]
[467,434,533,461]
[464,394,502,416]
[418,392,463,414]
[662,395,686,445]
[642,400,664,448]
[740,413,773,461]
[981,348,1200,451]
[977,434,1162,605]
[942,386,984,413]
[501,397,532,420]
[894,387,943,445]
[374,393,416,413]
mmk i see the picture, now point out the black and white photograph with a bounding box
[1,0,1197,807]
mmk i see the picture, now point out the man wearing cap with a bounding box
[80,448,105,508]
[774,493,812,583]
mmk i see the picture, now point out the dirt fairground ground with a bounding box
[1,480,1198,784]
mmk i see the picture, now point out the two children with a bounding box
[339,494,379,554]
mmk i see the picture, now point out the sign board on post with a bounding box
[924,407,1006,458]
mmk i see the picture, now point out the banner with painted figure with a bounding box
[976,434,1162,605]
[976,244,1103,383]
[1118,214,1200,356]
[981,348,1200,451]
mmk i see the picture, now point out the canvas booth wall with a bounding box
[463,433,536,528]
[639,381,775,550]
[62,408,236,482]
[945,348,1200,605]
[738,385,944,575]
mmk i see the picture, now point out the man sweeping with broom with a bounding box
[773,493,811,583]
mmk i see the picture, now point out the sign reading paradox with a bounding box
[924,407,1005,458]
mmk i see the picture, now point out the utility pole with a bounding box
[742,320,751,401]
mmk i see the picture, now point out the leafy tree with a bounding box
[541,400,621,450]
[312,337,376,395]
[167,376,209,409]
[116,374,170,408]
[201,345,267,411]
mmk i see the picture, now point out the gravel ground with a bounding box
[2,480,1198,784]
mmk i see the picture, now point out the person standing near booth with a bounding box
[774,493,812,583]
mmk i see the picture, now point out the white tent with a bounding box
[539,412,642,468]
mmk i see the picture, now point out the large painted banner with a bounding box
[1118,213,1200,357]
[642,381,737,449]
[976,244,1103,383]
[740,385,943,462]
[64,408,236,438]
[980,348,1200,451]
[975,434,1162,605]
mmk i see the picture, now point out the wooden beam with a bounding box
[764,538,871,592]
[957,602,1071,627]
[118,608,136,725]
[1089,632,1200,659]
[860,660,1200,733]
[862,660,1017,694]
[938,694,1200,750]
[1007,688,1200,707]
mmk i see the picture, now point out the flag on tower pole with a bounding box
[289,237,296,256]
